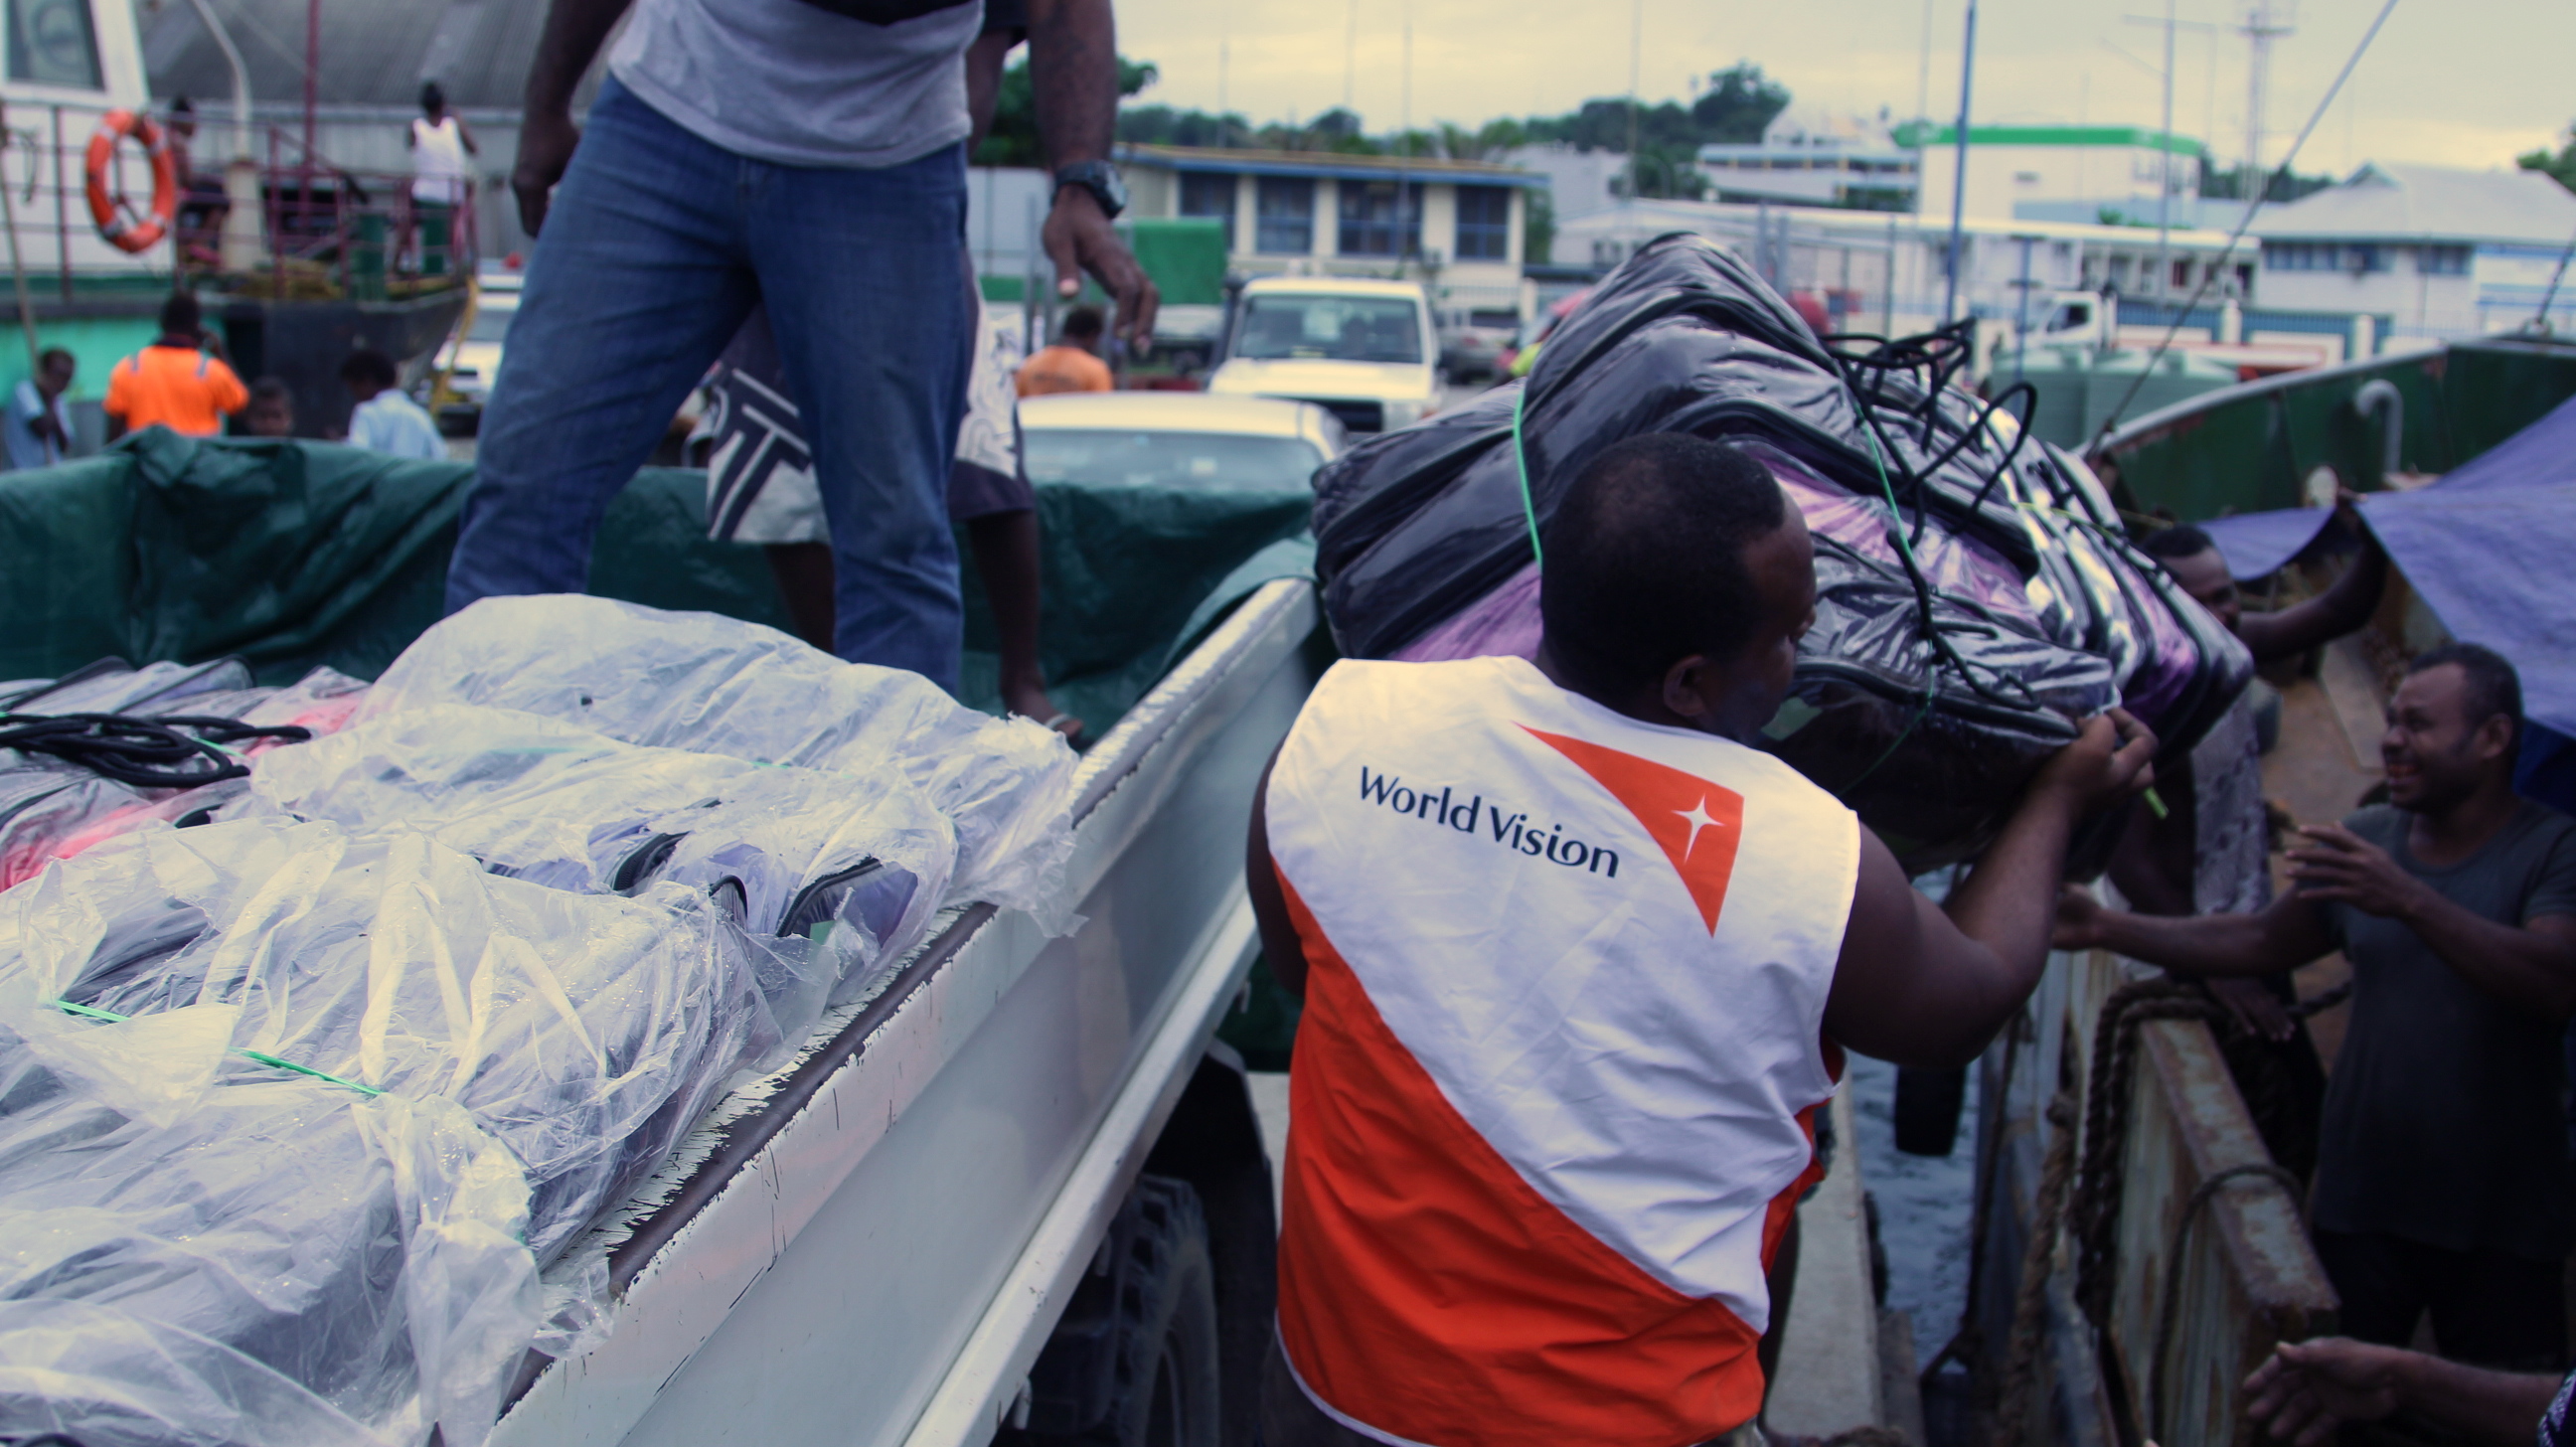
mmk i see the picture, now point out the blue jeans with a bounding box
[446,77,972,690]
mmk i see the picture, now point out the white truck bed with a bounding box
[491,577,1323,1447]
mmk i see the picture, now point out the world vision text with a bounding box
[1358,767,1619,877]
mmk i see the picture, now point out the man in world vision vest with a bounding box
[1249,433,2158,1446]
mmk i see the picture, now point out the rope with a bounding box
[1993,1081,2082,1447]
[0,711,311,789]
[52,999,383,1097]
[2071,979,2228,1324]
[2146,1160,2305,1442]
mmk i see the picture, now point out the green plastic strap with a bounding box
[1841,423,1937,801]
[1511,384,1543,570]
[52,999,386,1097]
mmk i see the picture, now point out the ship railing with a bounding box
[1977,947,2336,1447]
[0,97,473,302]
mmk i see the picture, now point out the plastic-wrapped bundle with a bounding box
[0,819,790,1447]
[360,596,1078,924]
[1316,233,2249,869]
[249,705,958,1006]
[0,664,370,888]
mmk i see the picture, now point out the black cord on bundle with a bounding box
[1815,324,2051,718]
[0,713,313,789]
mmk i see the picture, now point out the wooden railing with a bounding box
[1975,948,2336,1447]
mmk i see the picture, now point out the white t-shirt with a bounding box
[348,391,445,460]
[410,116,469,204]
[607,0,981,168]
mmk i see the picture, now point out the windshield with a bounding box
[1233,295,1423,364]
[468,304,515,344]
[1024,429,1326,493]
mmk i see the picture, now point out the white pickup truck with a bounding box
[1206,276,1443,435]
[479,577,1321,1447]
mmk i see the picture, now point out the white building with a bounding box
[2252,163,2576,340]
[1899,123,2204,232]
[1554,197,2242,344]
[1697,110,1916,212]
[1114,144,1541,324]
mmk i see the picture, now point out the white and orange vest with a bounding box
[1265,656,1860,1447]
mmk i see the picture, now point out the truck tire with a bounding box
[1005,1175,1221,1447]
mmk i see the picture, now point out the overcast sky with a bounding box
[1109,0,2573,175]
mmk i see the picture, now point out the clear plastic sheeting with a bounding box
[1315,234,2250,870]
[0,822,774,1447]
[361,596,1079,925]
[0,664,371,889]
[0,602,1083,1445]
[249,705,959,1007]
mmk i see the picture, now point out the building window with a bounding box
[8,0,101,87]
[2420,243,2471,275]
[2267,241,2394,274]
[1255,177,1313,254]
[1338,181,1424,257]
[1180,172,1236,248]
[1454,186,1511,260]
[2173,258,2193,289]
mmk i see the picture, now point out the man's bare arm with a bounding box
[1825,712,2157,1067]
[2055,884,2336,977]
[2287,822,2576,1016]
[1024,0,1158,346]
[1244,752,1308,999]
[512,0,634,235]
[2237,526,2387,663]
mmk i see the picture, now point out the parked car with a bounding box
[1021,391,1345,491]
[1204,276,1439,433]
[1438,306,1526,384]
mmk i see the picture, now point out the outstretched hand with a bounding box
[2287,823,2425,918]
[2244,1340,2409,1447]
[2052,883,2107,951]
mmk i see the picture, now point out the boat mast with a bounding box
[1940,0,1977,325]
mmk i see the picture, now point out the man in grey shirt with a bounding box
[445,0,1156,692]
[2060,642,2576,1367]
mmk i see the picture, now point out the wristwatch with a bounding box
[1052,161,1128,219]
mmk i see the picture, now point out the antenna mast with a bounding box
[2241,0,2297,191]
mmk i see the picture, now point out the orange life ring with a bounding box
[84,108,179,254]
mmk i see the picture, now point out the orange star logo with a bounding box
[1526,727,1744,933]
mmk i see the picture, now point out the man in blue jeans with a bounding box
[448,0,1157,690]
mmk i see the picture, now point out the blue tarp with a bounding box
[2197,507,2336,581]
[2361,390,2576,743]
[2182,392,2576,749]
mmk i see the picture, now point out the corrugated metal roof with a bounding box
[143,0,558,112]
[2252,163,2576,246]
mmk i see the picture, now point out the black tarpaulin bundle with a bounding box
[1312,234,2250,870]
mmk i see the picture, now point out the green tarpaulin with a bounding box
[2,431,1314,730]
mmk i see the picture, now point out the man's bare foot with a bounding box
[1003,680,1082,742]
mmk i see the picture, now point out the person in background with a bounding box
[447,0,1155,694]
[2117,513,2389,1172]
[340,351,445,459]
[2060,644,2576,1368]
[5,348,76,470]
[1249,434,2156,1446]
[165,95,230,265]
[699,0,1077,737]
[2244,1337,2575,1447]
[243,377,295,438]
[406,82,477,277]
[104,291,246,440]
[1015,306,1113,397]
